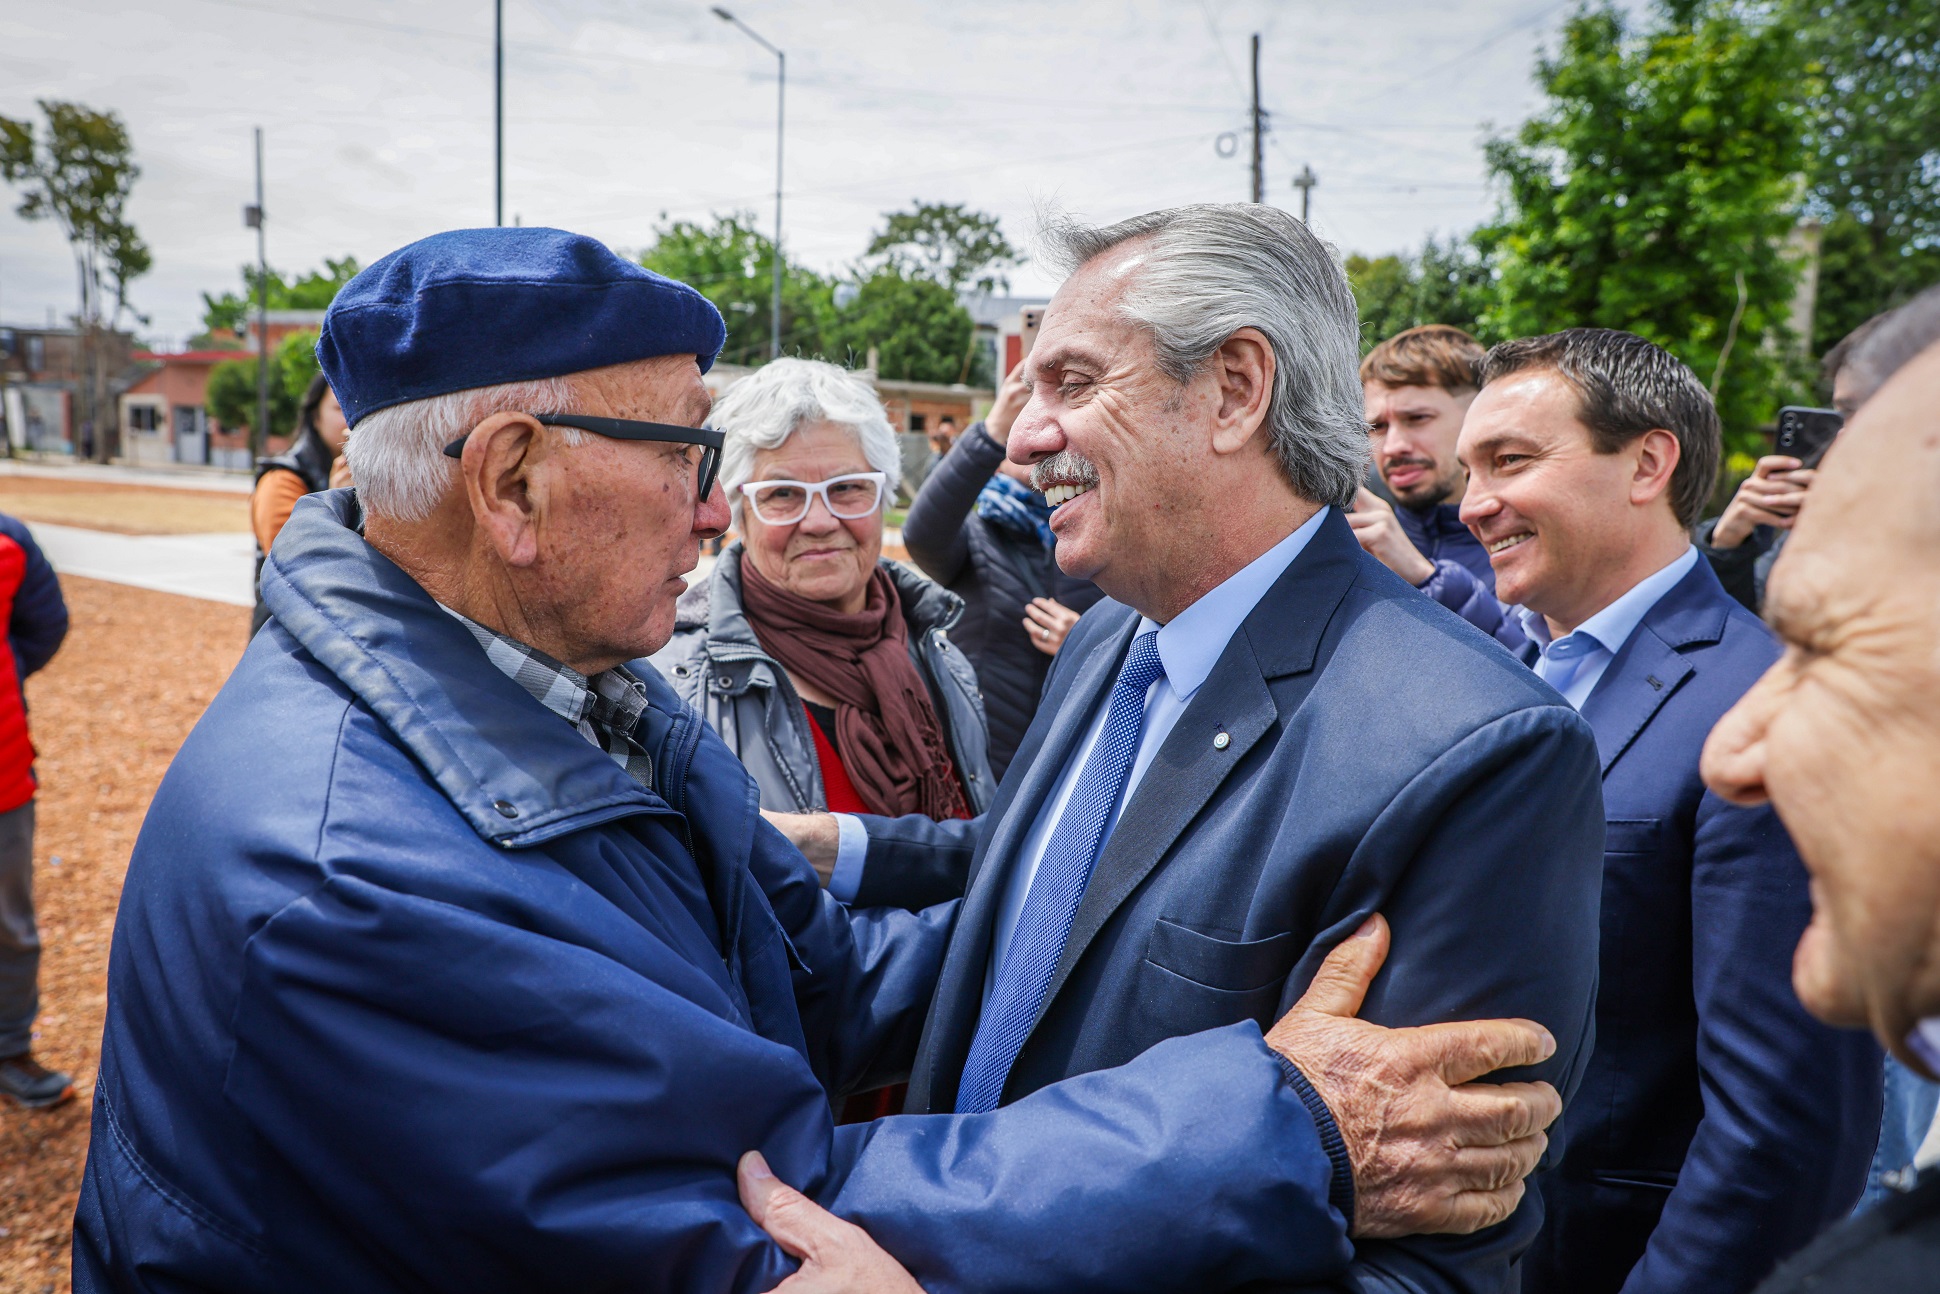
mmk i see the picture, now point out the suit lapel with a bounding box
[1577,559,1730,775]
[1026,513,1362,1038]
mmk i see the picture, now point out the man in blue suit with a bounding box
[76,227,1568,1294]
[1456,328,1884,1293]
[779,205,1608,1291]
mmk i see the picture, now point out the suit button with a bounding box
[494,799,519,818]
[1213,731,1231,750]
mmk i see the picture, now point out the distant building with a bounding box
[117,311,327,471]
[962,294,1051,384]
[0,323,140,456]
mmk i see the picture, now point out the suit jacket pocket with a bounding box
[1603,817,1666,855]
[1144,919,1300,992]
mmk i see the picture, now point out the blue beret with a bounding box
[317,227,727,427]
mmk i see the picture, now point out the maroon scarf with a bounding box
[739,556,969,821]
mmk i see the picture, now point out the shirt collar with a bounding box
[1139,505,1331,701]
[1518,546,1699,656]
[440,606,650,746]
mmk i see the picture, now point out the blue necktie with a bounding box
[956,631,1167,1114]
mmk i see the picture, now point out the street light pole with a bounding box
[248,126,268,461]
[495,0,504,227]
[713,7,783,361]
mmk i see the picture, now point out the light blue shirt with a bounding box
[828,510,1331,909]
[1516,546,1699,710]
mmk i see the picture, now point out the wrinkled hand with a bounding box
[1347,489,1436,586]
[761,810,839,886]
[1266,915,1562,1239]
[1711,456,1814,548]
[742,1152,924,1293]
[329,455,354,489]
[1023,597,1080,656]
[984,360,1032,446]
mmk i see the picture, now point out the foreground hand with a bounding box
[1023,597,1079,656]
[741,1152,923,1293]
[1347,489,1436,586]
[761,810,839,885]
[985,360,1031,446]
[1265,914,1562,1239]
[329,455,354,489]
[1711,456,1813,548]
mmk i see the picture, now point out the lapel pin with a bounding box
[1213,731,1231,750]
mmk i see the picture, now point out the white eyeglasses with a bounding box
[738,472,887,525]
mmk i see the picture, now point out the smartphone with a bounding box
[1019,307,1044,359]
[1773,406,1844,468]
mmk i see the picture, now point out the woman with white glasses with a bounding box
[649,359,994,915]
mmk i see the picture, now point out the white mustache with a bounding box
[1031,451,1100,494]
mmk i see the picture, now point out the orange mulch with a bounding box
[0,478,249,537]
[0,578,249,1294]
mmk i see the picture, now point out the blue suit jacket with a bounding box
[1517,559,1882,1294]
[864,511,1609,1293]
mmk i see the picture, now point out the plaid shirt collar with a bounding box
[442,607,654,787]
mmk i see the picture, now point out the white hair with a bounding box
[710,357,901,525]
[345,376,579,522]
[1041,203,1370,509]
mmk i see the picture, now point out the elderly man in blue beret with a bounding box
[73,228,1561,1293]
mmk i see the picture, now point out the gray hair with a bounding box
[1846,282,1940,406]
[345,376,579,522]
[1040,203,1369,509]
[710,357,902,525]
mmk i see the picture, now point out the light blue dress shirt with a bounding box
[828,508,1331,910]
[1516,546,1699,710]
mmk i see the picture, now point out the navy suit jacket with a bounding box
[864,511,1609,1293]
[1517,559,1882,1294]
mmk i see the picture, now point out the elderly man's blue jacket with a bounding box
[71,492,1354,1294]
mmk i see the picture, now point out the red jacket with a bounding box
[0,514,68,812]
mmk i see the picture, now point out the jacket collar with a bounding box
[1578,556,1735,773]
[259,490,667,848]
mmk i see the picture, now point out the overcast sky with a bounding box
[2,0,1604,348]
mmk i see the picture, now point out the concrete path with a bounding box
[0,457,254,493]
[27,523,257,607]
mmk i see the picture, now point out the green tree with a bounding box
[206,330,319,439]
[864,202,1020,295]
[1346,235,1497,352]
[637,212,833,367]
[1785,0,1940,354]
[199,256,360,341]
[0,99,151,459]
[825,270,976,384]
[1481,0,1811,453]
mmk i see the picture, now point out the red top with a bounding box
[805,705,870,814]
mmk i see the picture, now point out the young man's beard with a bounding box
[1385,457,1461,508]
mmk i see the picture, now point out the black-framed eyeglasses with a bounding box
[442,413,725,502]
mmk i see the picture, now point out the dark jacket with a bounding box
[646,544,995,854]
[0,513,66,812]
[863,510,1609,1294]
[1519,558,1882,1294]
[74,490,1361,1294]
[1755,1165,1940,1293]
[250,430,336,635]
[900,422,1102,778]
[1394,500,1525,646]
[1694,515,1784,613]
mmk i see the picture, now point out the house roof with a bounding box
[132,350,249,365]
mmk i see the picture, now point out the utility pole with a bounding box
[1293,164,1317,223]
[246,127,268,460]
[495,0,504,226]
[713,8,783,361]
[1249,33,1264,204]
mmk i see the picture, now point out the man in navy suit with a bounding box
[1457,328,1883,1293]
[776,204,1609,1291]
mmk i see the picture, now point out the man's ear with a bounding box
[462,411,548,567]
[1630,427,1682,508]
[1211,327,1275,456]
